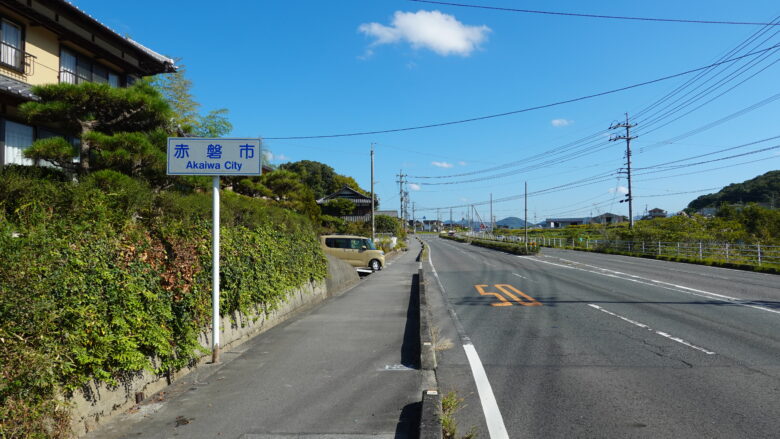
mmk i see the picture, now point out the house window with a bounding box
[59,49,77,84]
[2,121,81,167]
[3,120,34,166]
[0,19,22,71]
[60,47,123,87]
[108,72,120,87]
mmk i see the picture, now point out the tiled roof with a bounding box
[0,75,36,100]
[59,0,176,72]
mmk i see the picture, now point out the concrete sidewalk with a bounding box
[87,239,423,439]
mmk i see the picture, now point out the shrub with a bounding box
[470,238,540,255]
[0,168,326,437]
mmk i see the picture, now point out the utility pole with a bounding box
[412,202,416,234]
[610,113,637,228]
[370,143,375,242]
[490,193,493,233]
[524,181,528,250]
[397,170,407,232]
[449,208,453,230]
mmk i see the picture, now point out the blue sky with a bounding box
[75,0,780,222]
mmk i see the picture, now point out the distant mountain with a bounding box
[496,216,531,229]
[687,170,780,210]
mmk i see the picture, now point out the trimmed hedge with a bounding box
[439,234,469,243]
[439,233,540,255]
[0,168,326,438]
[470,238,540,255]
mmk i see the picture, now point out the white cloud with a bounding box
[263,150,289,162]
[609,186,629,194]
[432,161,454,168]
[359,10,491,57]
[458,161,467,166]
[551,118,573,127]
[409,183,421,191]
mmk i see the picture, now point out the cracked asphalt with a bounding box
[423,236,780,438]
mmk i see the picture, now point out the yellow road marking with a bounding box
[495,284,543,306]
[474,284,512,306]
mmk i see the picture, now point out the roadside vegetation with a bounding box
[440,233,540,255]
[441,391,477,439]
[494,204,780,245]
[0,74,382,437]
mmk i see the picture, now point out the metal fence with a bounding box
[465,231,780,267]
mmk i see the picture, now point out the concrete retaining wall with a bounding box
[67,254,360,437]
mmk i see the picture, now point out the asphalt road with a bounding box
[423,236,780,439]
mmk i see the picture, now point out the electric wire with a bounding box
[407,0,780,26]
[263,45,779,140]
[636,134,780,170]
[638,92,780,153]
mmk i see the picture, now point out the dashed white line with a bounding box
[518,255,780,315]
[427,241,510,439]
[588,304,716,355]
[463,344,510,439]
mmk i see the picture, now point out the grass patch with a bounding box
[442,391,477,439]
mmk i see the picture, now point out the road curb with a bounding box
[417,238,443,439]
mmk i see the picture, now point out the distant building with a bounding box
[697,207,717,217]
[422,219,442,232]
[545,217,590,228]
[316,186,373,222]
[544,213,628,228]
[645,208,667,220]
[591,213,628,225]
[376,210,398,218]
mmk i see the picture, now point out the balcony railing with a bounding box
[0,41,35,75]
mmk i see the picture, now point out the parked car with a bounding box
[447,230,455,236]
[320,235,385,271]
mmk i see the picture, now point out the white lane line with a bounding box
[427,242,509,439]
[512,273,529,280]
[463,344,510,439]
[588,304,716,355]
[518,256,780,315]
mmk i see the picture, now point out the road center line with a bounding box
[588,304,716,355]
[427,241,510,439]
[518,256,780,315]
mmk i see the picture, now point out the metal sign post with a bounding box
[167,138,262,363]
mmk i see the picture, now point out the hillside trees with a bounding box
[151,63,233,137]
[279,160,371,199]
[688,170,780,209]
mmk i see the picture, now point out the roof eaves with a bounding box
[57,0,177,73]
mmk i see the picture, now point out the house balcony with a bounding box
[0,42,35,75]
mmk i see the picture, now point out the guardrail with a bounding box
[464,231,780,267]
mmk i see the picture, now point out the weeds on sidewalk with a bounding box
[442,391,477,439]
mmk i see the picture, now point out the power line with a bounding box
[632,15,780,121]
[263,45,779,140]
[634,187,722,198]
[408,0,780,26]
[636,134,780,170]
[638,92,780,153]
[404,34,780,182]
[635,144,780,176]
[634,155,778,183]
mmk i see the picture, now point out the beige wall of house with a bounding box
[0,4,136,87]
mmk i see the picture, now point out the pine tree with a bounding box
[20,81,170,177]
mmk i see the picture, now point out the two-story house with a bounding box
[0,0,175,167]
